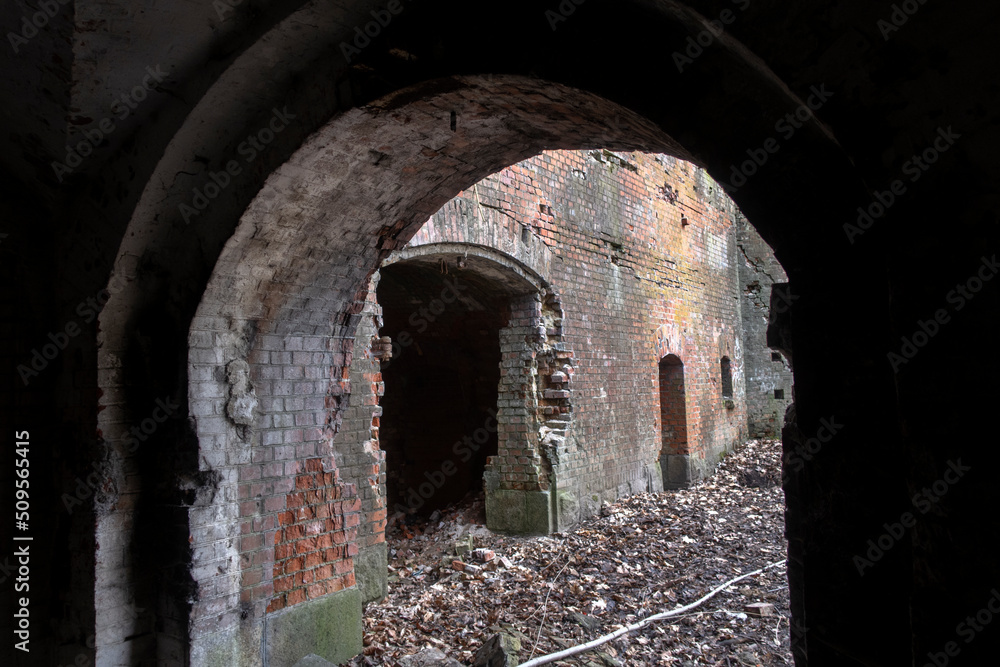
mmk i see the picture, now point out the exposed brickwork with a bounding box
[171,137,776,659]
[90,77,686,661]
[265,458,359,614]
[490,292,564,493]
[10,1,993,662]
[181,303,380,642]
[332,284,387,554]
[372,149,759,522]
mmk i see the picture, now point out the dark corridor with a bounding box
[377,259,507,517]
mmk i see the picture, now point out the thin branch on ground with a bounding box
[528,558,571,660]
[518,560,787,667]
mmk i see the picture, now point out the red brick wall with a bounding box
[330,283,388,601]
[266,458,360,613]
[194,147,755,622]
[391,149,749,521]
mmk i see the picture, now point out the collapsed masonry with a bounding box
[174,147,790,665]
[331,150,791,600]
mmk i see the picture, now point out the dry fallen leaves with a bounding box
[346,439,791,667]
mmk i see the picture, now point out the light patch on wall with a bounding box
[706,231,728,270]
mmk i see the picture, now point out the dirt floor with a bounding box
[347,439,792,666]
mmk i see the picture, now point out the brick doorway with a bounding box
[376,257,507,519]
[659,354,690,489]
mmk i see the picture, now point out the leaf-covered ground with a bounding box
[347,439,792,666]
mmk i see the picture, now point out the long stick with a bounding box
[528,559,571,660]
[517,559,787,667]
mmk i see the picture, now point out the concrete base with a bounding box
[265,587,363,667]
[486,488,552,535]
[193,619,264,667]
[557,489,580,532]
[293,655,337,667]
[355,542,388,603]
[661,453,691,489]
[645,461,665,493]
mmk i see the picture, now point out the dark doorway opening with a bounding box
[720,356,733,399]
[377,259,508,518]
[659,354,689,488]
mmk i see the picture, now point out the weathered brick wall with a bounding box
[185,312,368,663]
[267,458,359,613]
[331,282,387,603]
[494,293,549,494]
[179,144,780,658]
[124,79,684,663]
[362,149,762,532]
[735,213,794,437]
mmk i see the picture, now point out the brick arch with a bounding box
[381,241,573,534]
[89,26,873,664]
[386,243,552,295]
[160,78,686,664]
[93,61,869,658]
[403,193,558,285]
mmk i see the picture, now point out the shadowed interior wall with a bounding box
[736,213,794,436]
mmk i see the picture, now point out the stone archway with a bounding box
[89,47,891,667]
[164,79,686,664]
[376,243,572,535]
